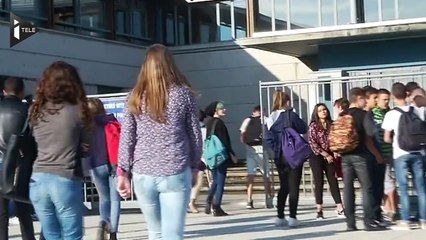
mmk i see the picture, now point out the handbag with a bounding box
[0,113,35,203]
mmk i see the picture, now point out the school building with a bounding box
[1,0,425,156]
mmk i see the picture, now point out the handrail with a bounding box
[260,71,426,87]
[87,93,128,98]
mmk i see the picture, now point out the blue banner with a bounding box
[100,97,127,122]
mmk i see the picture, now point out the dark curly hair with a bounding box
[30,61,92,127]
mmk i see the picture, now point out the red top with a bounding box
[105,120,121,166]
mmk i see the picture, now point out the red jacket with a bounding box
[105,120,121,165]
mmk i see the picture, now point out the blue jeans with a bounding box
[394,153,426,221]
[91,165,121,233]
[133,168,191,240]
[207,164,228,207]
[30,173,84,240]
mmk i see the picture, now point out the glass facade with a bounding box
[0,0,424,46]
[0,0,247,46]
[254,0,426,32]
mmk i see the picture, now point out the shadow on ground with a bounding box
[185,214,344,239]
[254,230,337,240]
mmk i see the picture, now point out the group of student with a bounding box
[226,81,426,232]
[1,41,426,240]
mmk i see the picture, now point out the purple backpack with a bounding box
[281,111,311,169]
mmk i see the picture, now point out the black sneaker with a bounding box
[316,211,325,220]
[364,221,387,231]
[213,207,229,217]
[110,232,117,240]
[204,202,212,215]
[246,200,254,209]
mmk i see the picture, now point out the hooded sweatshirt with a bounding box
[264,108,308,165]
[90,114,117,168]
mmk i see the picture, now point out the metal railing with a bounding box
[259,71,426,197]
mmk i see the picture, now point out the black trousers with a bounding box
[342,154,377,227]
[0,197,35,240]
[309,154,342,205]
[366,153,386,220]
[276,164,303,219]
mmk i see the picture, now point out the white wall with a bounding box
[175,47,313,157]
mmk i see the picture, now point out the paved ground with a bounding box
[9,194,425,239]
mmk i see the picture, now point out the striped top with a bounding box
[372,107,392,158]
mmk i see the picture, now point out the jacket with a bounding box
[90,114,118,168]
[264,109,308,166]
[0,96,32,154]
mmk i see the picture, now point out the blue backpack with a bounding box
[203,120,228,170]
[281,111,311,169]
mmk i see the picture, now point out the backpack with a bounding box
[281,111,311,169]
[203,119,228,170]
[105,120,121,166]
[328,114,359,154]
[394,107,426,151]
[244,116,262,146]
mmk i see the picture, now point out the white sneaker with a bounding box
[9,217,19,225]
[420,219,426,230]
[288,217,299,228]
[391,221,411,231]
[274,217,288,227]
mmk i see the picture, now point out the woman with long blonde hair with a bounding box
[116,44,202,240]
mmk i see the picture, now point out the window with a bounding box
[191,2,217,44]
[290,0,318,29]
[234,0,247,38]
[337,0,351,25]
[177,4,189,45]
[381,0,396,21]
[254,0,272,32]
[275,0,288,30]
[11,0,49,27]
[79,0,110,38]
[220,2,232,41]
[53,0,76,32]
[115,0,150,44]
[321,0,335,26]
[364,0,378,22]
[399,0,426,19]
[0,0,8,20]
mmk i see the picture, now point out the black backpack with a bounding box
[395,106,426,151]
[244,116,262,146]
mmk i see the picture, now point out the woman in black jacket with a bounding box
[204,101,237,216]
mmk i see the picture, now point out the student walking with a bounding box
[188,110,209,214]
[0,77,36,240]
[29,61,92,240]
[329,87,385,231]
[240,105,274,209]
[382,82,426,230]
[372,89,397,221]
[363,86,387,225]
[204,101,238,216]
[265,90,308,228]
[88,98,121,240]
[116,44,202,240]
[308,103,344,219]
